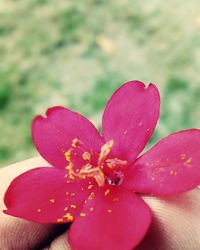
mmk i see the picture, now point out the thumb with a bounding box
[136,189,200,250]
[0,157,65,250]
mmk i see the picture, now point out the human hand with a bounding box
[0,157,200,250]
[0,157,70,250]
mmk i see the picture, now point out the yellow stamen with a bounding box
[66,162,105,187]
[106,158,127,169]
[64,138,126,187]
[82,152,91,161]
[65,149,73,162]
[98,140,114,167]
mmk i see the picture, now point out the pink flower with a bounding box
[4,81,200,250]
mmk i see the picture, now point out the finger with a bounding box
[44,190,200,250]
[136,189,200,250]
[2,159,200,250]
[0,157,66,250]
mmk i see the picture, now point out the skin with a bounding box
[0,157,200,250]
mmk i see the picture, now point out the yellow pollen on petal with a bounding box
[186,158,192,163]
[80,212,87,217]
[49,199,55,204]
[180,153,186,160]
[37,208,42,213]
[184,158,192,166]
[64,207,68,211]
[89,207,94,211]
[170,170,178,176]
[71,204,76,209]
[104,189,110,196]
[88,192,95,200]
[88,184,93,190]
[63,213,74,221]
[57,218,64,223]
[113,197,119,202]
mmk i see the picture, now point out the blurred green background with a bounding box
[0,0,200,167]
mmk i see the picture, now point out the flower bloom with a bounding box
[4,81,200,250]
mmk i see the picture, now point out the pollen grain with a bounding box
[80,212,87,217]
[104,189,110,196]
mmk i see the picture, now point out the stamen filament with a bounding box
[64,138,126,187]
[98,140,114,167]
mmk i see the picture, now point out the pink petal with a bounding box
[69,187,152,250]
[4,167,96,223]
[32,106,103,169]
[102,81,160,163]
[123,129,200,195]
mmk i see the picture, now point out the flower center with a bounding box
[64,138,127,187]
[106,171,124,186]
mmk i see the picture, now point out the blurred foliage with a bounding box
[0,0,200,167]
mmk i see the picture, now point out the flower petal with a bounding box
[123,129,200,195]
[102,81,160,163]
[69,187,152,250]
[32,106,103,169]
[4,167,96,223]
